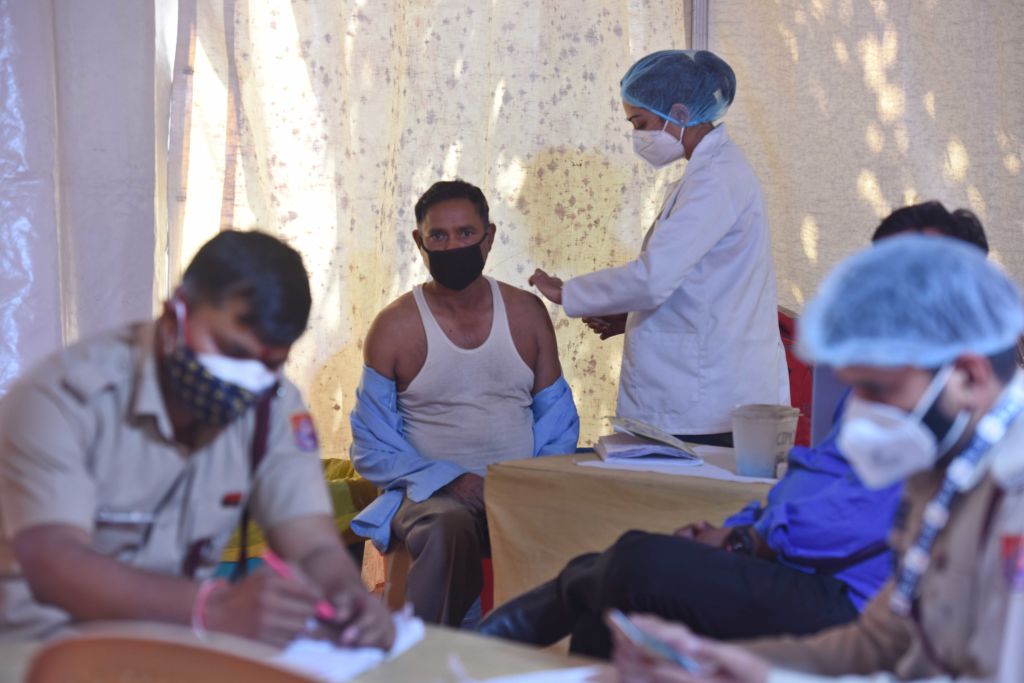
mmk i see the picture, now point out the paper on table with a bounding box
[595,433,702,465]
[274,613,425,682]
[607,416,699,456]
[474,666,606,683]
[577,458,775,484]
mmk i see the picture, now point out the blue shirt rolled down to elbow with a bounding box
[723,399,901,611]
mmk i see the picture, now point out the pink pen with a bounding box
[262,549,338,621]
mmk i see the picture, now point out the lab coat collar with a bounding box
[657,125,730,220]
[683,123,729,177]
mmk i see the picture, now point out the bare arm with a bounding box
[526,292,563,394]
[363,294,424,390]
[498,283,564,394]
[269,514,365,596]
[15,523,200,624]
[15,523,323,647]
[364,310,400,380]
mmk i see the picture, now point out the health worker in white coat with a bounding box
[530,50,789,445]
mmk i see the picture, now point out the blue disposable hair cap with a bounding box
[797,234,1024,369]
[620,49,736,127]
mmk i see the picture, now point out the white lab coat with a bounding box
[563,124,789,434]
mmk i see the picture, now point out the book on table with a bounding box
[595,417,702,465]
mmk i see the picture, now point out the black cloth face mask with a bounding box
[422,231,488,291]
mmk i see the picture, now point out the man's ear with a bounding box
[412,228,424,250]
[481,223,497,258]
[156,300,178,356]
[949,353,998,410]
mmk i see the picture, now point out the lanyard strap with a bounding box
[890,383,1024,616]
[228,389,274,582]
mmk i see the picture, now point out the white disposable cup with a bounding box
[730,404,800,478]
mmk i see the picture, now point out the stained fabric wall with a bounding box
[711,1,1024,310]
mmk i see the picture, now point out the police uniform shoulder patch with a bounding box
[290,412,319,452]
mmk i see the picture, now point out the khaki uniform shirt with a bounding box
[747,379,1024,683]
[0,322,332,641]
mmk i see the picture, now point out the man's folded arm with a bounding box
[15,524,198,624]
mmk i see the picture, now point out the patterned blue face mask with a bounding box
[163,300,278,427]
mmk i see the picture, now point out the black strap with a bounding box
[229,390,274,582]
[799,540,891,573]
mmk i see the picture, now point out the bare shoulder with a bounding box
[363,292,424,377]
[497,280,562,390]
[496,281,553,327]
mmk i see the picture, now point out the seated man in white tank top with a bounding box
[349,180,580,626]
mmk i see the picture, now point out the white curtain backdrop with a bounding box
[0,0,171,392]
[711,0,1024,310]
[2,0,1022,456]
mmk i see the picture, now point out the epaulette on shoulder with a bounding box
[59,329,135,403]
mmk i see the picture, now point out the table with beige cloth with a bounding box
[1,622,603,683]
[486,453,772,607]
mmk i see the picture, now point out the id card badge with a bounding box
[93,509,156,558]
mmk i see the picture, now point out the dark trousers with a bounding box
[558,530,859,658]
[391,493,490,626]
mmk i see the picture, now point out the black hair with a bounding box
[872,201,989,254]
[180,230,311,346]
[414,179,490,227]
[928,346,1019,382]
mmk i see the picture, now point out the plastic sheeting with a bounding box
[0,0,62,395]
[0,0,162,396]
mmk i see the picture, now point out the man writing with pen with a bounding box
[0,231,393,648]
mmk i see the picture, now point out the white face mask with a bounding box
[173,298,280,394]
[196,353,279,393]
[838,365,970,489]
[632,120,685,169]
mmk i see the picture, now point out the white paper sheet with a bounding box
[274,613,425,682]
[476,666,605,683]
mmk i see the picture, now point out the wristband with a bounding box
[191,578,227,640]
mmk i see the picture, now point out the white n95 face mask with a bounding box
[632,121,685,169]
[838,365,970,489]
